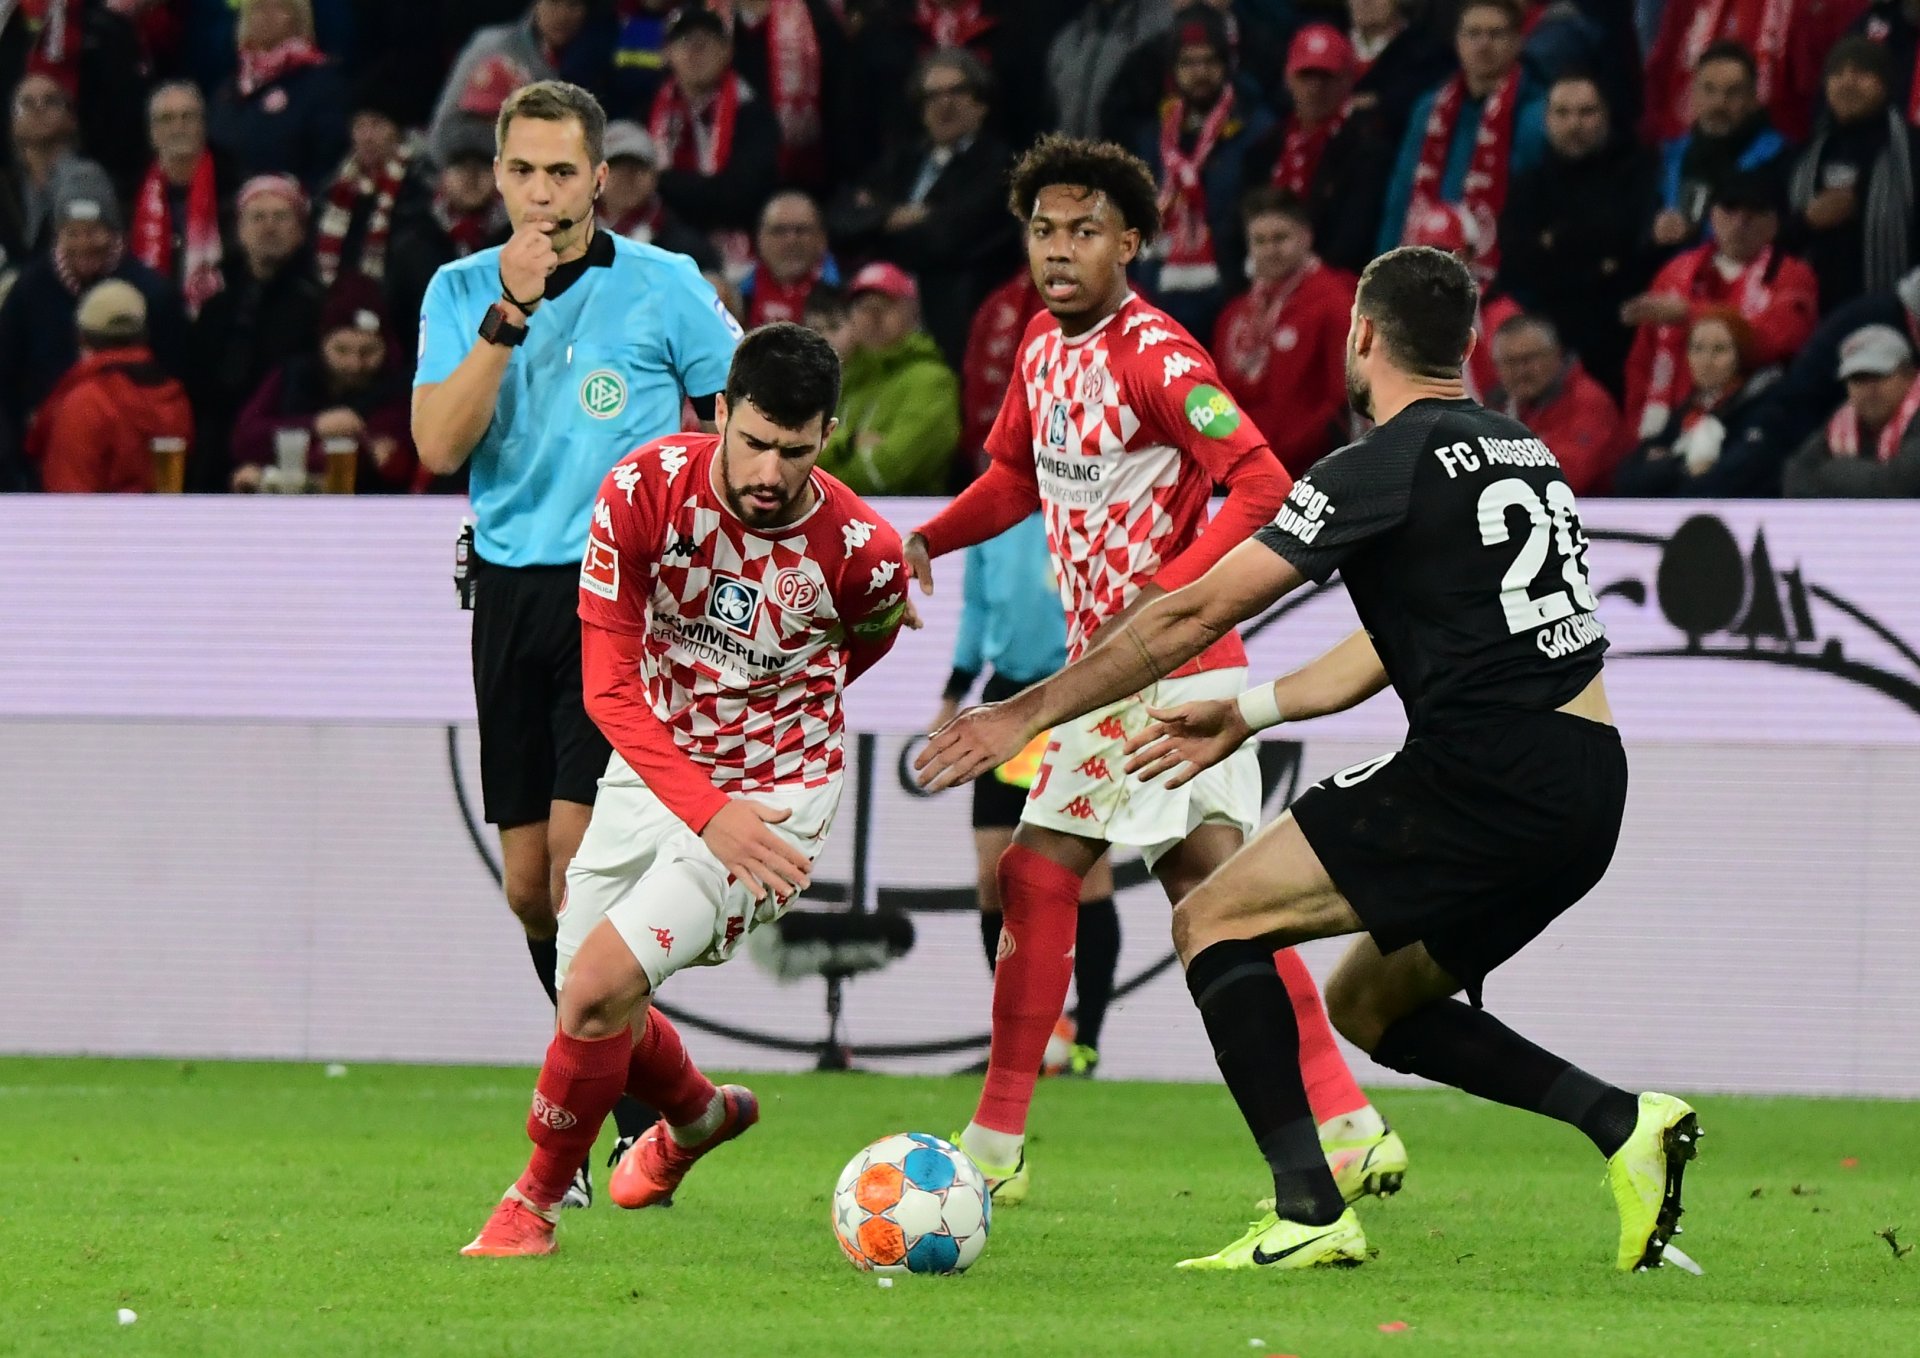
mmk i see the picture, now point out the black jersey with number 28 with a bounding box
[1254,397,1606,736]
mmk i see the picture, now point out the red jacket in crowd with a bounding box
[1212,259,1357,477]
[1642,0,1869,144]
[1623,243,1819,437]
[1507,359,1630,495]
[960,270,1045,469]
[26,347,194,493]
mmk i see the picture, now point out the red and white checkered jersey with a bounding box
[578,435,908,792]
[985,294,1268,672]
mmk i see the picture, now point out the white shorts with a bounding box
[557,766,843,992]
[1019,667,1261,869]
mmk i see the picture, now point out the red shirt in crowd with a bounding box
[1642,0,1870,144]
[26,347,193,493]
[1211,258,1356,478]
[960,270,1045,466]
[1507,359,1630,495]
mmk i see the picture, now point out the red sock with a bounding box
[974,845,1082,1136]
[626,1009,717,1128]
[514,1028,631,1208]
[1274,946,1369,1123]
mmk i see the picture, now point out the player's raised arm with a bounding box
[915,537,1302,790]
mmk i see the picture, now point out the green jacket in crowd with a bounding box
[819,331,960,496]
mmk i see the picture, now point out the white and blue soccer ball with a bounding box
[831,1132,990,1275]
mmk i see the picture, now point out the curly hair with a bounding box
[1006,134,1161,246]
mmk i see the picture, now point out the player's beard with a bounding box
[1345,341,1374,421]
[719,443,793,528]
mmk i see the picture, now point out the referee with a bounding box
[412,80,741,1206]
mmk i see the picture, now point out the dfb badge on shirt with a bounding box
[1047,401,1070,448]
[709,575,762,633]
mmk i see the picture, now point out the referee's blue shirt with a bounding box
[953,513,1068,687]
[416,230,741,566]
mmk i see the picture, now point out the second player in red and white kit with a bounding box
[905,136,1405,1204]
[464,324,911,1258]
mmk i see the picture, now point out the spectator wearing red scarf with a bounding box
[1132,7,1274,340]
[386,125,513,366]
[1211,188,1354,478]
[708,0,842,186]
[739,190,840,327]
[1489,313,1629,495]
[311,70,429,290]
[649,7,782,277]
[130,81,233,320]
[596,121,721,272]
[1375,0,1547,270]
[1616,309,1792,496]
[1644,0,1869,146]
[1785,319,1920,492]
[1246,23,1396,276]
[430,2,609,168]
[208,0,349,189]
[1621,172,1819,440]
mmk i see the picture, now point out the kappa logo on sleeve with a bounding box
[657,444,689,480]
[842,520,876,557]
[1161,352,1200,386]
[612,462,644,504]
[581,535,620,601]
[867,559,899,593]
[593,498,614,539]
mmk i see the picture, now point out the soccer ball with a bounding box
[831,1133,990,1275]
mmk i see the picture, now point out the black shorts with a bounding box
[971,672,1036,830]
[470,556,613,828]
[1290,711,1628,1003]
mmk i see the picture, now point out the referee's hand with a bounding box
[703,798,814,903]
[500,225,561,309]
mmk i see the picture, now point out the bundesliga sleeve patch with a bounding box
[1184,385,1242,437]
[581,534,620,601]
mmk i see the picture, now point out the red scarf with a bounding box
[747,264,822,325]
[132,153,224,318]
[1221,260,1321,384]
[238,37,329,98]
[650,74,743,175]
[314,152,408,286]
[22,0,80,97]
[916,0,996,52]
[1404,64,1521,277]
[605,198,665,243]
[1827,373,1920,459]
[1157,88,1237,274]
[714,0,824,180]
[1270,106,1348,198]
[1644,247,1780,425]
[434,194,506,258]
[1671,0,1794,135]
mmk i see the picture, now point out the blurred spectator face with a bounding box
[1707,203,1776,263]
[1286,69,1350,125]
[920,63,988,148]
[1245,210,1311,281]
[148,83,207,161]
[757,192,826,283]
[851,292,915,350]
[495,115,600,239]
[1350,0,1399,30]
[603,155,660,219]
[1691,57,1758,138]
[322,327,386,393]
[350,111,403,171]
[440,160,497,215]
[806,303,855,361]
[57,221,117,285]
[1825,61,1890,126]
[1546,79,1609,160]
[1847,364,1916,429]
[1493,322,1562,406]
[240,0,305,51]
[1173,43,1228,107]
[1686,318,1741,397]
[1455,4,1520,89]
[12,74,75,150]
[238,193,306,272]
[533,0,590,50]
[668,29,733,97]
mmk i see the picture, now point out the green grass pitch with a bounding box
[4,1058,1915,1357]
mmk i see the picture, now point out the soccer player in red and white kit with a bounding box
[463,324,912,1257]
[904,136,1404,1205]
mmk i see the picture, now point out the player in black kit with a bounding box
[916,246,1700,1275]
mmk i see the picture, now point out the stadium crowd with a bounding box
[2,0,1918,499]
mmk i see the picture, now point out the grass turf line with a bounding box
[3,1058,1915,1357]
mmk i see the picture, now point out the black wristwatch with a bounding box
[479,302,528,348]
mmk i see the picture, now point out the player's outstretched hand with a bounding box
[915,702,1029,791]
[1123,699,1250,789]
[903,533,935,596]
[499,225,560,308]
[703,799,813,903]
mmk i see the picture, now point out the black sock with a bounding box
[527,934,559,1005]
[1072,896,1119,1051]
[979,909,1003,975]
[611,1094,656,1143]
[1186,940,1346,1225]
[1372,998,1641,1156]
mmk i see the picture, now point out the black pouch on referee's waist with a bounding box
[454,520,476,610]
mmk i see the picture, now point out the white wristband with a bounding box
[1235,683,1284,732]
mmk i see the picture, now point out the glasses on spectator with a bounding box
[15,91,69,113]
